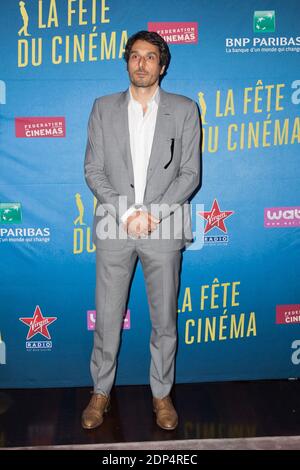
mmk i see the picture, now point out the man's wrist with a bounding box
[121,204,147,224]
[121,206,137,224]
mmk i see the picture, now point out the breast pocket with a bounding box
[163,138,182,170]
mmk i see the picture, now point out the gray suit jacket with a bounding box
[84,88,201,251]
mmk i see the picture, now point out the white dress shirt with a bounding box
[121,86,160,222]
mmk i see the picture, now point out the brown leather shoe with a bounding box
[81,393,110,429]
[153,395,178,430]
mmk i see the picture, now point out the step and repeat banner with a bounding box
[0,0,299,388]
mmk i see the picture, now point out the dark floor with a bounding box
[0,379,299,448]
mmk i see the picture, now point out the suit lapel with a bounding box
[112,90,134,186]
[145,89,172,186]
[112,88,172,193]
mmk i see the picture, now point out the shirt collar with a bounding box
[129,86,160,107]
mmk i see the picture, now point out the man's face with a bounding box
[127,40,165,88]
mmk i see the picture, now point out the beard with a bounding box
[128,70,159,88]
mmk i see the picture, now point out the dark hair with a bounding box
[124,30,171,72]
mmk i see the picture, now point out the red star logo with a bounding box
[198,199,234,234]
[19,305,57,340]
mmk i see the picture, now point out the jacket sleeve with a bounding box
[84,99,124,224]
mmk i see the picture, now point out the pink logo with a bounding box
[148,22,198,44]
[276,305,300,325]
[87,309,131,330]
[87,310,96,331]
[15,117,66,138]
[264,207,300,227]
[122,310,131,329]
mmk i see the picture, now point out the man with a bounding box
[82,31,201,431]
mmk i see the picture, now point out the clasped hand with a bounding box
[123,211,160,239]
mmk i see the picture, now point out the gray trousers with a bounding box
[90,240,182,398]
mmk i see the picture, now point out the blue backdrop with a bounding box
[0,0,299,387]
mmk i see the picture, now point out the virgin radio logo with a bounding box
[198,199,234,245]
[19,305,57,351]
[15,117,66,138]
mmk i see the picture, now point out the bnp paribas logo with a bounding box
[0,203,22,223]
[253,11,275,33]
